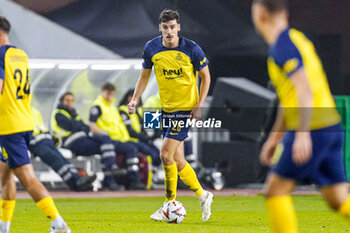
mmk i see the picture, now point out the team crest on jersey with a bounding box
[176,53,183,61]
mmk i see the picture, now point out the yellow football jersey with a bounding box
[267,28,340,130]
[0,45,34,135]
[142,36,209,112]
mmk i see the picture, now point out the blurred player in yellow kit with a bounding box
[252,0,350,232]
[128,9,213,221]
[0,17,70,233]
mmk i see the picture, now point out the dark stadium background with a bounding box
[13,0,350,95]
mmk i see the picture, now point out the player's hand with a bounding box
[260,139,278,166]
[292,132,312,165]
[190,107,202,121]
[127,99,137,114]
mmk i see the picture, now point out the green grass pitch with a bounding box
[10,195,349,232]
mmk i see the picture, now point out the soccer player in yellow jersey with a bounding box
[0,17,70,233]
[251,0,350,232]
[128,9,213,221]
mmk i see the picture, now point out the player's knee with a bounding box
[173,154,186,165]
[160,153,170,164]
[175,159,186,171]
[160,147,174,164]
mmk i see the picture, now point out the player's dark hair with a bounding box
[159,9,180,24]
[101,82,116,92]
[253,0,288,13]
[59,92,74,104]
[0,16,10,33]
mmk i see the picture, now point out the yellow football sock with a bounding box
[1,199,15,222]
[164,163,178,202]
[266,195,297,233]
[339,197,350,219]
[35,196,60,220]
[146,156,153,190]
[178,162,204,197]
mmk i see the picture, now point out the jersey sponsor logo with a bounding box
[155,58,162,61]
[169,132,178,136]
[163,68,184,79]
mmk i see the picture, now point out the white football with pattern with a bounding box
[162,201,186,224]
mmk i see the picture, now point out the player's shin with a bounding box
[178,162,204,197]
[266,195,297,233]
[164,163,178,202]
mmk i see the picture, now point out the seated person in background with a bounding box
[51,92,125,191]
[119,89,161,167]
[89,83,146,190]
[30,107,96,191]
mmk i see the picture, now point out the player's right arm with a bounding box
[260,107,286,165]
[129,43,154,114]
[128,68,152,114]
[289,68,313,165]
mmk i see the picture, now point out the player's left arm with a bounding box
[191,65,211,121]
[290,68,313,165]
[191,66,210,121]
[197,65,211,108]
[129,68,152,114]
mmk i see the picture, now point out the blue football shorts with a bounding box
[0,131,33,168]
[162,111,191,142]
[272,124,346,186]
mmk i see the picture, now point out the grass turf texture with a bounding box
[10,195,349,232]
